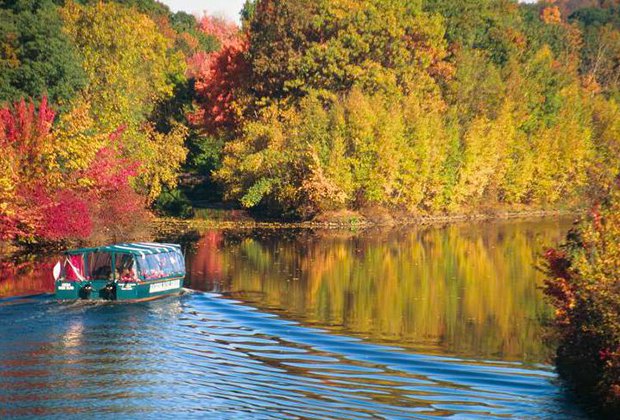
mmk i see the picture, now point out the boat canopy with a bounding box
[65,242,181,256]
[60,242,185,282]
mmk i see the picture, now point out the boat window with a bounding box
[136,252,184,280]
[168,252,183,274]
[87,252,113,280]
[172,252,185,276]
[62,254,85,281]
[115,254,138,282]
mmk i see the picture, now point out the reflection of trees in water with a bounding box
[0,257,55,298]
[187,220,572,363]
[187,231,226,291]
[155,226,202,254]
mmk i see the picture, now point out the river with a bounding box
[0,217,588,418]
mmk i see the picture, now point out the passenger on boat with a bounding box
[116,254,139,282]
[120,267,138,282]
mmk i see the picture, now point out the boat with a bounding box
[53,242,185,301]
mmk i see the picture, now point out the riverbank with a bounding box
[0,207,580,257]
[153,207,580,233]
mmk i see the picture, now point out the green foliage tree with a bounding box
[0,0,86,108]
[73,0,172,17]
[170,11,219,54]
[241,0,257,29]
[425,1,513,46]
[573,8,620,97]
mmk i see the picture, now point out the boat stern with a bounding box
[55,278,184,301]
[55,280,116,300]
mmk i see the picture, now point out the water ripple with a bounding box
[0,293,583,419]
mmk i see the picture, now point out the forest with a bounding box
[1,0,620,244]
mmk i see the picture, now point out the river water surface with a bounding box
[0,218,587,418]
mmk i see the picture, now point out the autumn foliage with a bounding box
[0,0,196,245]
[2,0,620,243]
[544,185,620,411]
[201,0,620,218]
[189,16,249,135]
[0,98,144,244]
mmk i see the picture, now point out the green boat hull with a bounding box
[55,277,184,301]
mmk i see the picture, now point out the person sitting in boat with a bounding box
[116,255,138,282]
[120,267,138,282]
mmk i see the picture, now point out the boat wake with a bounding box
[0,292,583,419]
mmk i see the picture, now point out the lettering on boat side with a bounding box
[58,283,74,291]
[149,279,181,294]
[121,284,135,290]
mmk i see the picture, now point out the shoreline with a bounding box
[0,209,580,257]
[153,208,581,232]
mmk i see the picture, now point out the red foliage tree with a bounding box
[82,126,139,197]
[188,15,250,134]
[198,14,239,48]
[0,97,56,241]
[0,215,22,242]
[190,42,250,133]
[0,98,148,244]
[81,129,146,236]
[0,96,55,147]
[24,187,93,241]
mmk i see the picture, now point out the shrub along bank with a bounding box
[544,183,620,414]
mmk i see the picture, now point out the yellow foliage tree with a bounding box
[529,85,592,203]
[455,101,515,207]
[399,91,454,212]
[138,122,189,202]
[51,99,107,180]
[60,0,188,203]
[589,96,620,200]
[60,1,184,132]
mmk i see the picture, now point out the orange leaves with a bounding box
[541,6,562,25]
[198,14,240,50]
